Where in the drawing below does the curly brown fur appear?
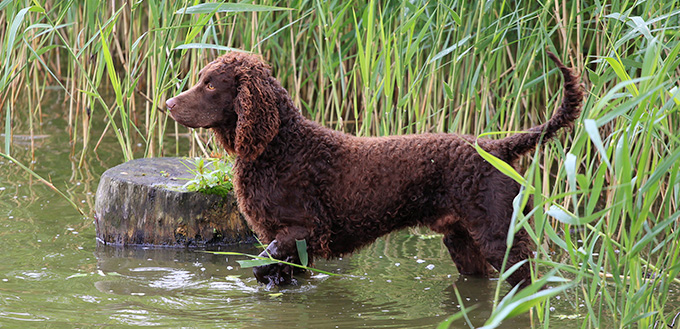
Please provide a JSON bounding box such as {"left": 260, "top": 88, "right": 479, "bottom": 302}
{"left": 167, "top": 51, "right": 585, "bottom": 289}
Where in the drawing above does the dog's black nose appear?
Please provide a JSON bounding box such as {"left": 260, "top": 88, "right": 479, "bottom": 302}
{"left": 166, "top": 98, "right": 177, "bottom": 110}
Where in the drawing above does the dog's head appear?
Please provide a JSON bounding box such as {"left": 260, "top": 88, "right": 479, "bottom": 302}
{"left": 166, "top": 52, "right": 280, "bottom": 161}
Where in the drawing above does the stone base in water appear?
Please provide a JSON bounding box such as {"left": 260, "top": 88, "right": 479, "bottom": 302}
{"left": 94, "top": 157, "right": 255, "bottom": 247}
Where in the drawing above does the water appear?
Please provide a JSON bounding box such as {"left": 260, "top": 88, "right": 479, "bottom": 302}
{"left": 1, "top": 93, "right": 600, "bottom": 328}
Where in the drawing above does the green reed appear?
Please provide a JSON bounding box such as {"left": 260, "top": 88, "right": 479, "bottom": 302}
{"left": 1, "top": 0, "right": 679, "bottom": 327}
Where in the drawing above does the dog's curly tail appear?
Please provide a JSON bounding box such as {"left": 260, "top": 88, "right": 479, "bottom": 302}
{"left": 496, "top": 51, "right": 585, "bottom": 161}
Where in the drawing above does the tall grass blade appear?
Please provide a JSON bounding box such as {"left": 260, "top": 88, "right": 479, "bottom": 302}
{"left": 605, "top": 56, "right": 639, "bottom": 97}
{"left": 474, "top": 140, "right": 530, "bottom": 190}
{"left": 1, "top": 6, "right": 32, "bottom": 89}
{"left": 99, "top": 22, "right": 132, "bottom": 160}
{"left": 640, "top": 146, "right": 680, "bottom": 193}
{"left": 438, "top": 285, "right": 478, "bottom": 329}
{"left": 173, "top": 43, "right": 245, "bottom": 52}
{"left": 482, "top": 275, "right": 574, "bottom": 329}
{"left": 0, "top": 0, "right": 13, "bottom": 11}
{"left": 3, "top": 103, "right": 9, "bottom": 155}
{"left": 176, "top": 3, "right": 292, "bottom": 15}
{"left": 583, "top": 119, "right": 611, "bottom": 168}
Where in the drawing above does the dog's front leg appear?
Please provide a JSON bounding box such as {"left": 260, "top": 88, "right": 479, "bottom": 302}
{"left": 253, "top": 239, "right": 298, "bottom": 288}
{"left": 252, "top": 226, "right": 311, "bottom": 288}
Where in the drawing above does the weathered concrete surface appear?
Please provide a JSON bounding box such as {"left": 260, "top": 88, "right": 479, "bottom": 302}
{"left": 94, "top": 157, "right": 255, "bottom": 247}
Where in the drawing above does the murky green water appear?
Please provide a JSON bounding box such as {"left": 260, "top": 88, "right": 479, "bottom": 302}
{"left": 1, "top": 93, "right": 612, "bottom": 328}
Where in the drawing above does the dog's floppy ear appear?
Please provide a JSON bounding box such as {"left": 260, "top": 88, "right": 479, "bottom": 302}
{"left": 233, "top": 64, "right": 280, "bottom": 161}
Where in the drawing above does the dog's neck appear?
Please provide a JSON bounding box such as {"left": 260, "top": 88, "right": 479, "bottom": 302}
{"left": 212, "top": 124, "right": 237, "bottom": 155}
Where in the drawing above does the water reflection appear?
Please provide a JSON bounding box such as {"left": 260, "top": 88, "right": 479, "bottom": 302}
{"left": 92, "top": 240, "right": 510, "bottom": 328}
{"left": 93, "top": 244, "right": 260, "bottom": 295}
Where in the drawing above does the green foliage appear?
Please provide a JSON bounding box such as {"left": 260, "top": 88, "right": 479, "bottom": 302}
{"left": 181, "top": 157, "right": 233, "bottom": 197}
{"left": 1, "top": 0, "right": 680, "bottom": 327}
{"left": 481, "top": 272, "right": 574, "bottom": 329}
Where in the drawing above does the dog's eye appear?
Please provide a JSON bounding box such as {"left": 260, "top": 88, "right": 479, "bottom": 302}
{"left": 206, "top": 82, "right": 215, "bottom": 90}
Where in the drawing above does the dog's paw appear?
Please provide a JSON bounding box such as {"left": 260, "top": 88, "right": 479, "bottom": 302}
{"left": 252, "top": 239, "right": 306, "bottom": 287}
{"left": 253, "top": 262, "right": 296, "bottom": 287}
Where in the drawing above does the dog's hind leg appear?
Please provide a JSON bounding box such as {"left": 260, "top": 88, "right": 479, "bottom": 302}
{"left": 479, "top": 227, "right": 533, "bottom": 288}
{"left": 431, "top": 216, "right": 493, "bottom": 277}
{"left": 442, "top": 223, "right": 494, "bottom": 277}
{"left": 457, "top": 171, "right": 535, "bottom": 288}
{"left": 470, "top": 203, "right": 534, "bottom": 288}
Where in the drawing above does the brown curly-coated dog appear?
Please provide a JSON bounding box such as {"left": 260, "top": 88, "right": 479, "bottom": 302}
{"left": 166, "top": 51, "right": 584, "bottom": 289}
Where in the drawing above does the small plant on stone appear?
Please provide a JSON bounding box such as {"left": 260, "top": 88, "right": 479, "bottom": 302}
{"left": 182, "top": 157, "right": 234, "bottom": 197}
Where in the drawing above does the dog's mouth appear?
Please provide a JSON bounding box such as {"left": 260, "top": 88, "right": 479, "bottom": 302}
{"left": 163, "top": 99, "right": 201, "bottom": 129}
